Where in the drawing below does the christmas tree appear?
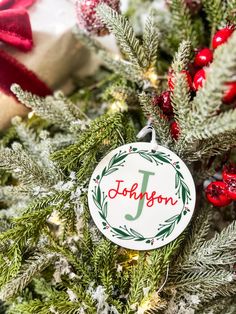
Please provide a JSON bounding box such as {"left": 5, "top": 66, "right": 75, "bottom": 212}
{"left": 0, "top": 0, "right": 236, "bottom": 313}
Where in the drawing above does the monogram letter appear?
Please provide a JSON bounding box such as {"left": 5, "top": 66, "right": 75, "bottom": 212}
{"left": 125, "top": 170, "right": 155, "bottom": 221}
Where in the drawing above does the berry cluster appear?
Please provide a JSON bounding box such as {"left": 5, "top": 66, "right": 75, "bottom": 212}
{"left": 152, "top": 25, "right": 235, "bottom": 141}
{"left": 205, "top": 163, "right": 236, "bottom": 207}
{"left": 193, "top": 26, "right": 236, "bottom": 104}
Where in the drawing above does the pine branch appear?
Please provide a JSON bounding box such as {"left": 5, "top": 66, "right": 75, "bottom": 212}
{"left": 33, "top": 278, "right": 58, "bottom": 300}
{"left": 143, "top": 13, "right": 160, "bottom": 70}
{"left": 97, "top": 4, "right": 147, "bottom": 70}
{"left": 52, "top": 113, "right": 124, "bottom": 175}
{"left": 0, "top": 143, "right": 55, "bottom": 188}
{"left": 11, "top": 85, "right": 88, "bottom": 133}
{"left": 13, "top": 117, "right": 76, "bottom": 156}
{"left": 139, "top": 93, "right": 172, "bottom": 146}
{"left": 189, "top": 31, "right": 236, "bottom": 125}
{"left": 0, "top": 186, "right": 28, "bottom": 205}
{"left": 171, "top": 72, "right": 191, "bottom": 140}
{"left": 178, "top": 206, "right": 212, "bottom": 268}
{"left": 194, "top": 156, "right": 224, "bottom": 183}
{"left": 7, "top": 300, "right": 48, "bottom": 314}
{"left": 137, "top": 237, "right": 184, "bottom": 313}
{"left": 226, "top": 0, "right": 236, "bottom": 24}
{"left": 184, "top": 109, "right": 236, "bottom": 160}
{"left": 138, "top": 294, "right": 167, "bottom": 314}
{"left": 169, "top": 42, "right": 192, "bottom": 151}
{"left": 187, "top": 221, "right": 236, "bottom": 266}
{"left": 7, "top": 299, "right": 86, "bottom": 314}
{"left": 168, "top": 268, "right": 234, "bottom": 294}
{"left": 48, "top": 237, "right": 93, "bottom": 286}
{"left": 0, "top": 253, "right": 58, "bottom": 301}
{"left": 0, "top": 126, "right": 17, "bottom": 147}
{"left": 171, "top": 40, "right": 192, "bottom": 72}
{"left": 198, "top": 295, "right": 236, "bottom": 314}
{"left": 124, "top": 254, "right": 146, "bottom": 314}
{"left": 11, "top": 118, "right": 63, "bottom": 180}
{"left": 186, "top": 108, "right": 236, "bottom": 141}
{"left": 11, "top": 117, "right": 39, "bottom": 154}
{"left": 146, "top": 238, "right": 184, "bottom": 293}
{"left": 73, "top": 28, "right": 142, "bottom": 83}
{"left": 124, "top": 117, "right": 137, "bottom": 143}
{"left": 186, "top": 131, "right": 236, "bottom": 161}
{"left": 0, "top": 207, "right": 53, "bottom": 249}
{"left": 149, "top": 8, "right": 179, "bottom": 57}
{"left": 0, "top": 245, "right": 22, "bottom": 289}
{"left": 202, "top": 0, "right": 226, "bottom": 33}
{"left": 100, "top": 268, "right": 113, "bottom": 296}
{"left": 92, "top": 239, "right": 116, "bottom": 275}
{"left": 169, "top": 0, "right": 198, "bottom": 46}
{"left": 24, "top": 191, "right": 69, "bottom": 215}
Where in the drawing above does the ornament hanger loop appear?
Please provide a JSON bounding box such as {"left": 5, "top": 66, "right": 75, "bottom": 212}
{"left": 137, "top": 118, "right": 158, "bottom": 150}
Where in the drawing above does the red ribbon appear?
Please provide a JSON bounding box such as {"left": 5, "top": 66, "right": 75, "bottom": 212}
{"left": 0, "top": 0, "right": 52, "bottom": 99}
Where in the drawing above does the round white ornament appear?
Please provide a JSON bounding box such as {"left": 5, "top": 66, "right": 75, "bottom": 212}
{"left": 88, "top": 142, "right": 196, "bottom": 250}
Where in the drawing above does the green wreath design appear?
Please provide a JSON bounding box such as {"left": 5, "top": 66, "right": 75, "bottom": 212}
{"left": 91, "top": 146, "right": 191, "bottom": 245}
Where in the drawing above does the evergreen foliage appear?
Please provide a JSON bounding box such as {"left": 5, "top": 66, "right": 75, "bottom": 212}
{"left": 0, "top": 0, "right": 236, "bottom": 313}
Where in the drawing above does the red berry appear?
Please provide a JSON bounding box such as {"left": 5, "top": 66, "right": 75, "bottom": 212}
{"left": 153, "top": 91, "right": 173, "bottom": 116}
{"left": 193, "top": 68, "right": 206, "bottom": 91}
{"left": 168, "top": 70, "right": 193, "bottom": 91}
{"left": 223, "top": 82, "right": 236, "bottom": 103}
{"left": 222, "top": 163, "right": 236, "bottom": 182}
{"left": 212, "top": 27, "right": 234, "bottom": 49}
{"left": 226, "top": 179, "right": 236, "bottom": 200}
{"left": 205, "top": 181, "right": 232, "bottom": 207}
{"left": 170, "top": 121, "right": 180, "bottom": 140}
{"left": 76, "top": 0, "right": 120, "bottom": 36}
{"left": 194, "top": 48, "right": 213, "bottom": 67}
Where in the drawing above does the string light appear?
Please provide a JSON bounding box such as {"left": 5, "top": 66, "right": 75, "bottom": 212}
{"left": 144, "top": 68, "right": 159, "bottom": 88}
{"left": 132, "top": 254, "right": 139, "bottom": 261}
{"left": 48, "top": 211, "right": 62, "bottom": 226}
{"left": 109, "top": 100, "right": 128, "bottom": 113}
{"left": 137, "top": 299, "right": 151, "bottom": 314}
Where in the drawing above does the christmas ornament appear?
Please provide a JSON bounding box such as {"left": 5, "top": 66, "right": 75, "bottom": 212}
{"left": 170, "top": 121, "right": 180, "bottom": 140}
{"left": 152, "top": 91, "right": 173, "bottom": 116}
{"left": 168, "top": 70, "right": 192, "bottom": 91}
{"left": 76, "top": 0, "right": 120, "bottom": 36}
{"left": 205, "top": 181, "right": 232, "bottom": 207}
{"left": 194, "top": 48, "right": 213, "bottom": 67}
{"left": 212, "top": 27, "right": 234, "bottom": 49}
{"left": 223, "top": 82, "right": 236, "bottom": 103}
{"left": 88, "top": 137, "right": 196, "bottom": 250}
{"left": 193, "top": 68, "right": 206, "bottom": 91}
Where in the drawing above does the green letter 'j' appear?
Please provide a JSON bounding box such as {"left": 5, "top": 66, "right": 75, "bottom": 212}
{"left": 125, "top": 170, "right": 155, "bottom": 221}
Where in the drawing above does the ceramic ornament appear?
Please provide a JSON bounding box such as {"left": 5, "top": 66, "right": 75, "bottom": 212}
{"left": 88, "top": 142, "right": 196, "bottom": 250}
